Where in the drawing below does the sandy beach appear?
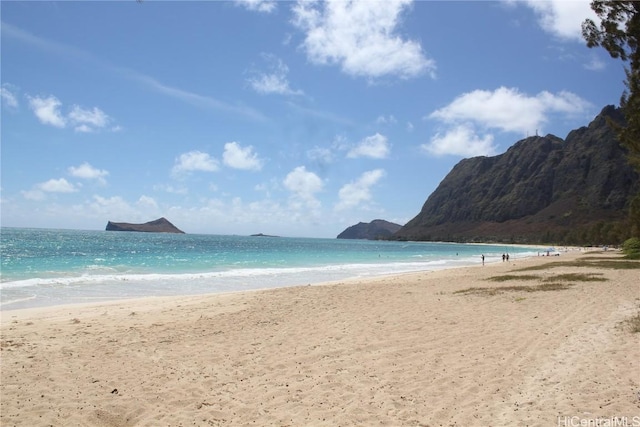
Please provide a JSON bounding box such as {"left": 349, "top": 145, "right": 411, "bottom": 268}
{"left": 1, "top": 250, "right": 639, "bottom": 426}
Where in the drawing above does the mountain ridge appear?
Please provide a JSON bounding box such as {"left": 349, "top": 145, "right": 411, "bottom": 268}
{"left": 392, "top": 105, "right": 639, "bottom": 245}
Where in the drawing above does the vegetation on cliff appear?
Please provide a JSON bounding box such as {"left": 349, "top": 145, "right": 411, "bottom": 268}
{"left": 583, "top": 0, "right": 640, "bottom": 237}
{"left": 392, "top": 106, "right": 639, "bottom": 245}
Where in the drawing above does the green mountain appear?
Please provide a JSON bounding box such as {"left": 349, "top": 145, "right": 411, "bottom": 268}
{"left": 393, "top": 106, "right": 639, "bottom": 245}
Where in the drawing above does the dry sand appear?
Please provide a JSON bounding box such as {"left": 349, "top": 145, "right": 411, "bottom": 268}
{"left": 1, "top": 250, "right": 639, "bottom": 426}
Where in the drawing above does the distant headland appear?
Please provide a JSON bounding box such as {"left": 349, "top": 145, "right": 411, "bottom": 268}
{"left": 105, "top": 217, "right": 185, "bottom": 234}
{"left": 337, "top": 219, "right": 402, "bottom": 240}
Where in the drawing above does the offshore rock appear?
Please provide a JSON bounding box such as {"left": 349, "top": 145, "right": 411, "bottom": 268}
{"left": 105, "top": 217, "right": 185, "bottom": 234}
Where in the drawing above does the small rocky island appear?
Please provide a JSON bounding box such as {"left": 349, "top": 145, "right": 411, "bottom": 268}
{"left": 337, "top": 219, "right": 402, "bottom": 240}
{"left": 105, "top": 217, "right": 185, "bottom": 234}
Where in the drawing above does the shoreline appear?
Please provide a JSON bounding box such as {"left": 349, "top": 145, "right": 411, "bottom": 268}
{"left": 3, "top": 249, "right": 637, "bottom": 425}
{"left": 0, "top": 243, "right": 566, "bottom": 312}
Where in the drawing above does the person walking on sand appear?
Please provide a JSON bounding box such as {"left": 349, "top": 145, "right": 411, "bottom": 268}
{"left": 481, "top": 254, "right": 485, "bottom": 266}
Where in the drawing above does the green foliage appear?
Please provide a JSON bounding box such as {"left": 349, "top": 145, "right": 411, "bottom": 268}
{"left": 583, "top": 1, "right": 640, "bottom": 239}
{"left": 623, "top": 237, "right": 640, "bottom": 251}
{"left": 622, "top": 237, "right": 640, "bottom": 258}
{"left": 630, "top": 194, "right": 640, "bottom": 237}
{"left": 582, "top": 2, "right": 638, "bottom": 61}
{"left": 549, "top": 219, "right": 634, "bottom": 246}
{"left": 582, "top": 2, "right": 640, "bottom": 157}
{"left": 582, "top": 0, "right": 640, "bottom": 237}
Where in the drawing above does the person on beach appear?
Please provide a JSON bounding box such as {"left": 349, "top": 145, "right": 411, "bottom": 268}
{"left": 502, "top": 253, "right": 506, "bottom": 262}
{"left": 481, "top": 254, "right": 485, "bottom": 265}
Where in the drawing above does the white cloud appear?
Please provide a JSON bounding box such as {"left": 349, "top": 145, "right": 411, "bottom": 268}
{"left": 137, "top": 195, "right": 158, "bottom": 209}
{"left": 513, "top": 0, "right": 597, "bottom": 41}
{"left": 153, "top": 184, "right": 189, "bottom": 195}
{"left": 163, "top": 196, "right": 325, "bottom": 236}
{"left": 1, "top": 84, "right": 18, "bottom": 108}
{"left": 422, "top": 124, "right": 497, "bottom": 157}
{"left": 331, "top": 134, "right": 350, "bottom": 151}
{"left": 291, "top": 0, "right": 435, "bottom": 80}
{"left": 584, "top": 55, "right": 605, "bottom": 71}
{"left": 68, "top": 162, "right": 109, "bottom": 184}
{"left": 39, "top": 178, "right": 78, "bottom": 193}
{"left": 307, "top": 146, "right": 334, "bottom": 164}
{"left": 248, "top": 55, "right": 303, "bottom": 96}
{"left": 68, "top": 105, "right": 110, "bottom": 132}
{"left": 376, "top": 115, "right": 397, "bottom": 125}
{"left": 87, "top": 195, "right": 137, "bottom": 219}
{"left": 27, "top": 95, "right": 66, "bottom": 128}
{"left": 406, "top": 121, "right": 415, "bottom": 132}
{"left": 21, "top": 189, "right": 46, "bottom": 201}
{"left": 429, "top": 86, "right": 591, "bottom": 135}
{"left": 424, "top": 86, "right": 592, "bottom": 156}
{"left": 424, "top": 86, "right": 591, "bottom": 156}
{"left": 172, "top": 151, "right": 220, "bottom": 177}
{"left": 129, "top": 69, "right": 266, "bottom": 122}
{"left": 285, "top": 100, "right": 355, "bottom": 126}
{"left": 26, "top": 94, "right": 116, "bottom": 132}
{"left": 283, "top": 166, "right": 324, "bottom": 207}
{"left": 2, "top": 21, "right": 96, "bottom": 64}
{"left": 74, "top": 124, "right": 93, "bottom": 133}
{"left": 335, "top": 169, "right": 386, "bottom": 211}
{"left": 235, "top": 0, "right": 277, "bottom": 13}
{"left": 4, "top": 21, "right": 265, "bottom": 123}
{"left": 347, "top": 133, "right": 391, "bottom": 159}
{"left": 223, "top": 141, "right": 264, "bottom": 171}
{"left": 23, "top": 177, "right": 79, "bottom": 199}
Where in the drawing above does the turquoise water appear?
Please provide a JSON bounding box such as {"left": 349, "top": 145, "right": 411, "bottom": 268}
{"left": 0, "top": 228, "right": 538, "bottom": 310}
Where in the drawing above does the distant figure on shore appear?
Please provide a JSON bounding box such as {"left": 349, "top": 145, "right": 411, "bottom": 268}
{"left": 502, "top": 253, "right": 506, "bottom": 262}
{"left": 506, "top": 253, "right": 509, "bottom": 261}
{"left": 481, "top": 254, "right": 485, "bottom": 266}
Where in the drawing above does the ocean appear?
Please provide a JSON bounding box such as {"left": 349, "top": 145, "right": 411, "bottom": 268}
{"left": 0, "top": 228, "right": 539, "bottom": 310}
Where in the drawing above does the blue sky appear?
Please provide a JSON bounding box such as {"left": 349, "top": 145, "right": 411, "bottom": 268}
{"left": 0, "top": 0, "right": 627, "bottom": 237}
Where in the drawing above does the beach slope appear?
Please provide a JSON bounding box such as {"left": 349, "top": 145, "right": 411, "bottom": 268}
{"left": 1, "top": 251, "right": 638, "bottom": 426}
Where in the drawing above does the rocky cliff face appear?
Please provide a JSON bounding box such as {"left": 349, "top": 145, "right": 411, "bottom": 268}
{"left": 393, "top": 106, "right": 639, "bottom": 244}
{"left": 337, "top": 219, "right": 402, "bottom": 240}
{"left": 106, "top": 217, "right": 185, "bottom": 234}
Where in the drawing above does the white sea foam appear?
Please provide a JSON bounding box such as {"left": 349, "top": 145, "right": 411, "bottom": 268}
{"left": 0, "top": 259, "right": 467, "bottom": 291}
{"left": 2, "top": 252, "right": 542, "bottom": 294}
{"left": 0, "top": 295, "right": 37, "bottom": 307}
{"left": 0, "top": 227, "right": 543, "bottom": 310}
